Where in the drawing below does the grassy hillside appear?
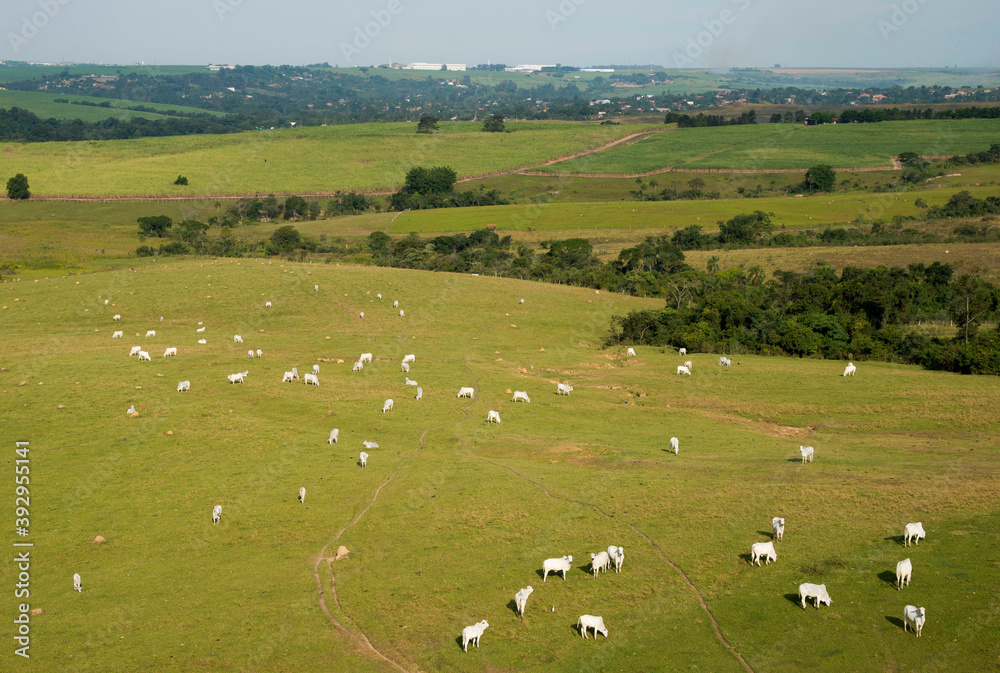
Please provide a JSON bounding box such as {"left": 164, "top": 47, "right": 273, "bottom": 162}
{"left": 0, "top": 90, "right": 225, "bottom": 121}
{"left": 540, "top": 119, "right": 1000, "bottom": 174}
{"left": 0, "top": 260, "right": 996, "bottom": 672}
{"left": 0, "top": 64, "right": 207, "bottom": 83}
{"left": 0, "top": 121, "right": 654, "bottom": 197}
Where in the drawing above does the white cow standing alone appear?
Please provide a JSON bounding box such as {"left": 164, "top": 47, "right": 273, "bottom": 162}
{"left": 679, "top": 348, "right": 687, "bottom": 356}
{"left": 145, "top": 330, "right": 156, "bottom": 338}
{"left": 177, "top": 381, "right": 190, "bottom": 392}
{"left": 772, "top": 517, "right": 785, "bottom": 542}
{"left": 74, "top": 573, "right": 81, "bottom": 592}
{"left": 512, "top": 391, "right": 530, "bottom": 403}
{"left": 415, "top": 387, "right": 423, "bottom": 401}
{"left": 514, "top": 586, "right": 533, "bottom": 618}
{"left": 162, "top": 347, "right": 178, "bottom": 358}
{"left": 399, "top": 309, "right": 405, "bottom": 317}
{"left": 798, "top": 583, "right": 832, "bottom": 609}
{"left": 487, "top": 410, "right": 501, "bottom": 424}
{"left": 461, "top": 620, "right": 489, "bottom": 652}
{"left": 843, "top": 362, "right": 857, "bottom": 377}
{"left": 903, "top": 605, "right": 926, "bottom": 637}
{"left": 359, "top": 452, "right": 368, "bottom": 468}
{"left": 556, "top": 383, "right": 573, "bottom": 395}
{"left": 382, "top": 399, "right": 393, "bottom": 413}
{"left": 299, "top": 487, "right": 306, "bottom": 503}
{"left": 800, "top": 445, "right": 814, "bottom": 463}
{"left": 904, "top": 522, "right": 926, "bottom": 547}
{"left": 212, "top": 505, "right": 222, "bottom": 525}
{"left": 578, "top": 615, "right": 608, "bottom": 639}
{"left": 457, "top": 387, "right": 475, "bottom": 399}
{"left": 626, "top": 347, "right": 636, "bottom": 357}
{"left": 233, "top": 335, "right": 243, "bottom": 344}
{"left": 896, "top": 558, "right": 913, "bottom": 590}
{"left": 113, "top": 314, "right": 121, "bottom": 321}
{"left": 112, "top": 330, "right": 123, "bottom": 339}
{"left": 751, "top": 541, "right": 777, "bottom": 566}
{"left": 669, "top": 437, "right": 679, "bottom": 454}
{"left": 542, "top": 556, "right": 573, "bottom": 582}
{"left": 328, "top": 429, "right": 339, "bottom": 444}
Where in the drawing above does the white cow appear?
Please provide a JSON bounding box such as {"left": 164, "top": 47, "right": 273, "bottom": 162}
{"left": 198, "top": 339, "right": 207, "bottom": 344}
{"left": 556, "top": 383, "right": 573, "bottom": 395}
{"left": 145, "top": 330, "right": 156, "bottom": 338}
{"left": 684, "top": 360, "right": 693, "bottom": 370}
{"left": 457, "top": 387, "right": 475, "bottom": 399}
{"left": 843, "top": 362, "right": 856, "bottom": 377}
{"left": 679, "top": 348, "right": 687, "bottom": 356}
{"left": 512, "top": 391, "right": 530, "bottom": 403}
{"left": 415, "top": 387, "right": 423, "bottom": 401}
{"left": 401, "top": 361, "right": 410, "bottom": 373}
{"left": 359, "top": 452, "right": 368, "bottom": 468}
{"left": 669, "top": 437, "right": 679, "bottom": 454}
{"left": 163, "top": 347, "right": 177, "bottom": 357}
{"left": 404, "top": 377, "right": 418, "bottom": 386}
{"left": 896, "top": 558, "right": 913, "bottom": 590}
{"left": 461, "top": 620, "right": 489, "bottom": 653}
{"left": 233, "top": 335, "right": 243, "bottom": 344}
{"left": 177, "top": 381, "right": 190, "bottom": 392}
{"left": 626, "top": 347, "right": 636, "bottom": 357}
{"left": 363, "top": 441, "right": 379, "bottom": 449}
{"left": 676, "top": 365, "right": 691, "bottom": 376}
{"left": 589, "top": 551, "right": 610, "bottom": 576}
{"left": 314, "top": 284, "right": 318, "bottom": 292}
{"left": 360, "top": 353, "right": 373, "bottom": 364}
{"left": 399, "top": 309, "right": 405, "bottom": 317}
{"left": 104, "top": 299, "right": 109, "bottom": 306}
{"left": 256, "top": 349, "right": 262, "bottom": 359}
{"left": 299, "top": 487, "right": 306, "bottom": 502}
{"left": 800, "top": 445, "right": 814, "bottom": 463}
{"left": 304, "top": 373, "right": 319, "bottom": 386}
{"left": 751, "top": 541, "right": 777, "bottom": 566}
{"left": 247, "top": 349, "right": 255, "bottom": 360}
{"left": 212, "top": 505, "right": 222, "bottom": 525}
{"left": 196, "top": 326, "right": 205, "bottom": 333}
{"left": 138, "top": 350, "right": 151, "bottom": 361}
{"left": 519, "top": 298, "right": 524, "bottom": 304}
{"left": 542, "top": 555, "right": 573, "bottom": 582}
{"left": 719, "top": 356, "right": 729, "bottom": 367}
{"left": 112, "top": 330, "right": 123, "bottom": 339}
{"left": 798, "top": 583, "right": 832, "bottom": 610}
{"left": 402, "top": 354, "right": 415, "bottom": 364}
{"left": 328, "top": 429, "right": 339, "bottom": 444}
{"left": 352, "top": 361, "right": 364, "bottom": 372}
{"left": 904, "top": 522, "right": 926, "bottom": 547}
{"left": 393, "top": 300, "right": 399, "bottom": 308}
{"left": 312, "top": 364, "right": 319, "bottom": 375}
{"left": 607, "top": 545, "right": 625, "bottom": 573}
{"left": 291, "top": 368, "right": 299, "bottom": 380}
{"left": 487, "top": 410, "right": 501, "bottom": 424}
{"left": 514, "top": 586, "right": 533, "bottom": 618}
{"left": 74, "top": 573, "right": 81, "bottom": 592}
{"left": 113, "top": 314, "right": 121, "bottom": 321}
{"left": 578, "top": 615, "right": 608, "bottom": 639}
{"left": 382, "top": 399, "right": 393, "bottom": 413}
{"left": 228, "top": 371, "right": 246, "bottom": 384}
{"left": 359, "top": 311, "right": 365, "bottom": 319}
{"left": 265, "top": 301, "right": 272, "bottom": 308}
{"left": 903, "top": 605, "right": 926, "bottom": 637}
{"left": 129, "top": 346, "right": 142, "bottom": 356}
{"left": 377, "top": 293, "right": 382, "bottom": 300}
{"left": 282, "top": 371, "right": 294, "bottom": 383}
{"left": 772, "top": 517, "right": 785, "bottom": 542}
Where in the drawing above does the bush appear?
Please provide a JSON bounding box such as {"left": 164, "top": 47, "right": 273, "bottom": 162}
{"left": 173, "top": 175, "right": 189, "bottom": 186}
{"left": 158, "top": 241, "right": 189, "bottom": 256}
{"left": 6, "top": 173, "right": 30, "bottom": 200}
{"left": 135, "top": 245, "right": 155, "bottom": 257}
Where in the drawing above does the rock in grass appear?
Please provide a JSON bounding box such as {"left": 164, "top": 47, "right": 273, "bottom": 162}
{"left": 93, "top": 536, "right": 106, "bottom": 544}
{"left": 336, "top": 546, "right": 350, "bottom": 561}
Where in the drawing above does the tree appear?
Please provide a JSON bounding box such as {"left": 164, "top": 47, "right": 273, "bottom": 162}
{"left": 137, "top": 215, "right": 173, "bottom": 238}
{"left": 950, "top": 274, "right": 999, "bottom": 344}
{"left": 173, "top": 175, "right": 189, "bottom": 185}
{"left": 403, "top": 166, "right": 457, "bottom": 194}
{"left": 482, "top": 114, "right": 506, "bottom": 133}
{"left": 6, "top": 173, "right": 29, "bottom": 200}
{"left": 769, "top": 113, "right": 783, "bottom": 123}
{"left": 803, "top": 165, "right": 836, "bottom": 192}
{"left": 270, "top": 225, "right": 302, "bottom": 253}
{"left": 416, "top": 116, "right": 439, "bottom": 134}
{"left": 717, "top": 211, "right": 775, "bottom": 245}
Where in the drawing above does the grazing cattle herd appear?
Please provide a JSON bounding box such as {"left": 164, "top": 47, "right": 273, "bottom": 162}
{"left": 93, "top": 293, "right": 932, "bottom": 661}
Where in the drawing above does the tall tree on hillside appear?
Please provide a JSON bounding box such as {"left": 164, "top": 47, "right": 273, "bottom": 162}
{"left": 6, "top": 173, "right": 30, "bottom": 200}
{"left": 803, "top": 165, "right": 836, "bottom": 192}
{"left": 416, "top": 115, "right": 439, "bottom": 134}
{"left": 482, "top": 114, "right": 506, "bottom": 132}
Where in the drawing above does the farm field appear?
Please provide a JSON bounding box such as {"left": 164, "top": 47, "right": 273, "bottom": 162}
{"left": 539, "top": 119, "right": 1000, "bottom": 174}
{"left": 0, "top": 260, "right": 997, "bottom": 672}
{"left": 0, "top": 122, "right": 655, "bottom": 197}
{"left": 0, "top": 64, "right": 207, "bottom": 83}
{"left": 0, "top": 90, "right": 226, "bottom": 121}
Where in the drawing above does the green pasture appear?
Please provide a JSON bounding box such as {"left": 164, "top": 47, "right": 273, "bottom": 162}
{"left": 0, "top": 260, "right": 996, "bottom": 672}
{"left": 0, "top": 90, "right": 226, "bottom": 121}
{"left": 0, "top": 64, "right": 207, "bottom": 83}
{"left": 540, "top": 119, "right": 1000, "bottom": 174}
{"left": 0, "top": 121, "right": 654, "bottom": 197}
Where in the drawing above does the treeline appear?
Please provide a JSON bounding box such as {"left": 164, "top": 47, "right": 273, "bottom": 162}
{"left": 388, "top": 166, "right": 508, "bottom": 211}
{"left": 608, "top": 264, "right": 1000, "bottom": 375}
{"left": 0, "top": 106, "right": 250, "bottom": 142}
{"left": 665, "top": 110, "right": 757, "bottom": 127}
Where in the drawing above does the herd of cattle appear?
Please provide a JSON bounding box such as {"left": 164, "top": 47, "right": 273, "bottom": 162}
{"left": 89, "top": 289, "right": 930, "bottom": 655}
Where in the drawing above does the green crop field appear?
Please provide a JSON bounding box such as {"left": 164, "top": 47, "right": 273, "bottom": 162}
{"left": 0, "top": 121, "right": 655, "bottom": 197}
{"left": 0, "top": 64, "right": 207, "bottom": 83}
{"left": 0, "top": 90, "right": 225, "bottom": 121}
{"left": 540, "top": 119, "right": 1000, "bottom": 174}
{"left": 0, "top": 260, "right": 996, "bottom": 672}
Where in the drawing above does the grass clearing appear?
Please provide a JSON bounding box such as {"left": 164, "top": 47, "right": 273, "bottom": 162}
{"left": 0, "top": 90, "right": 223, "bottom": 121}
{"left": 0, "top": 259, "right": 996, "bottom": 672}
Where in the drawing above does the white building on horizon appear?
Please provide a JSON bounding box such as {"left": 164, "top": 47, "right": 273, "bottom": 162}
{"left": 403, "top": 62, "right": 467, "bottom": 71}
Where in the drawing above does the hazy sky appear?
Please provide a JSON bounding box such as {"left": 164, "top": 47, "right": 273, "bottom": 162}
{"left": 4, "top": 0, "right": 998, "bottom": 69}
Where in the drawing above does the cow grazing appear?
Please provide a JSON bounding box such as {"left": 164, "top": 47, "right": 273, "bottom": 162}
{"left": 519, "top": 298, "right": 525, "bottom": 305}
{"left": 678, "top": 348, "right": 687, "bottom": 356}
{"left": 487, "top": 410, "right": 501, "bottom": 424}
{"left": 751, "top": 541, "right": 777, "bottom": 566}
{"left": 360, "top": 353, "right": 373, "bottom": 364}
{"left": 514, "top": 586, "right": 533, "bottom": 618}
{"left": 282, "top": 372, "right": 294, "bottom": 383}
{"left": 904, "top": 522, "right": 926, "bottom": 547}
{"left": 138, "top": 350, "right": 151, "bottom": 361}
{"left": 669, "top": 437, "right": 679, "bottom": 454}
{"left": 291, "top": 368, "right": 299, "bottom": 380}
{"left": 256, "top": 349, "right": 262, "bottom": 359}
{"left": 352, "top": 361, "right": 363, "bottom": 372}
{"left": 843, "top": 362, "right": 856, "bottom": 377}
{"left": 401, "top": 361, "right": 410, "bottom": 373}
{"left": 112, "top": 330, "right": 123, "bottom": 339}
{"left": 328, "top": 429, "right": 339, "bottom": 444}
{"left": 145, "top": 330, "right": 156, "bottom": 338}
{"left": 556, "top": 383, "right": 573, "bottom": 395}
{"left": 626, "top": 347, "right": 636, "bottom": 357}
{"left": 512, "top": 391, "right": 530, "bottom": 403}
{"left": 212, "top": 505, "right": 222, "bottom": 525}
{"left": 233, "top": 335, "right": 243, "bottom": 344}
{"left": 247, "top": 349, "right": 255, "bottom": 360}
{"left": 684, "top": 360, "right": 693, "bottom": 370}
{"left": 676, "top": 365, "right": 691, "bottom": 375}
{"left": 377, "top": 293, "right": 382, "bottom": 300}
{"left": 304, "top": 373, "right": 319, "bottom": 386}
{"left": 461, "top": 620, "right": 489, "bottom": 652}
{"left": 312, "top": 364, "right": 319, "bottom": 375}
{"left": 896, "top": 558, "right": 913, "bottom": 590}
{"left": 104, "top": 299, "right": 109, "bottom": 306}
{"left": 399, "top": 309, "right": 405, "bottom": 317}
{"left": 457, "top": 387, "right": 475, "bottom": 399}
{"left": 798, "top": 583, "right": 832, "bottom": 609}
{"left": 903, "top": 605, "right": 926, "bottom": 637}
{"left": 607, "top": 546, "right": 625, "bottom": 573}
{"left": 113, "top": 314, "right": 121, "bottom": 321}
{"left": 129, "top": 346, "right": 142, "bottom": 356}
{"left": 177, "top": 381, "right": 190, "bottom": 392}
{"left": 589, "top": 551, "right": 610, "bottom": 576}
{"left": 265, "top": 301, "right": 271, "bottom": 308}
{"left": 800, "top": 445, "right": 814, "bottom": 463}
{"left": 772, "top": 517, "right": 785, "bottom": 542}
{"left": 382, "top": 399, "right": 393, "bottom": 413}
{"left": 359, "top": 311, "right": 365, "bottom": 319}
{"left": 415, "top": 387, "right": 423, "bottom": 401}
{"left": 74, "top": 573, "right": 81, "bottom": 592}
{"left": 402, "top": 354, "right": 415, "bottom": 364}
{"left": 299, "top": 487, "right": 306, "bottom": 502}
{"left": 392, "top": 300, "right": 399, "bottom": 308}
{"left": 578, "top": 615, "right": 608, "bottom": 639}
{"left": 228, "top": 371, "right": 248, "bottom": 384}
{"left": 359, "top": 452, "right": 368, "bottom": 468}
{"left": 542, "top": 556, "right": 573, "bottom": 582}
{"left": 314, "top": 284, "right": 319, "bottom": 292}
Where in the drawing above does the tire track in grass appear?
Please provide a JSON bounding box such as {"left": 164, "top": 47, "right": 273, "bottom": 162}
{"left": 473, "top": 457, "right": 756, "bottom": 673}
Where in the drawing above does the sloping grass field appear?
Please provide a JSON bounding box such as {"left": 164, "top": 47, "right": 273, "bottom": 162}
{"left": 0, "top": 260, "right": 997, "bottom": 672}
{"left": 0, "top": 90, "right": 224, "bottom": 122}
